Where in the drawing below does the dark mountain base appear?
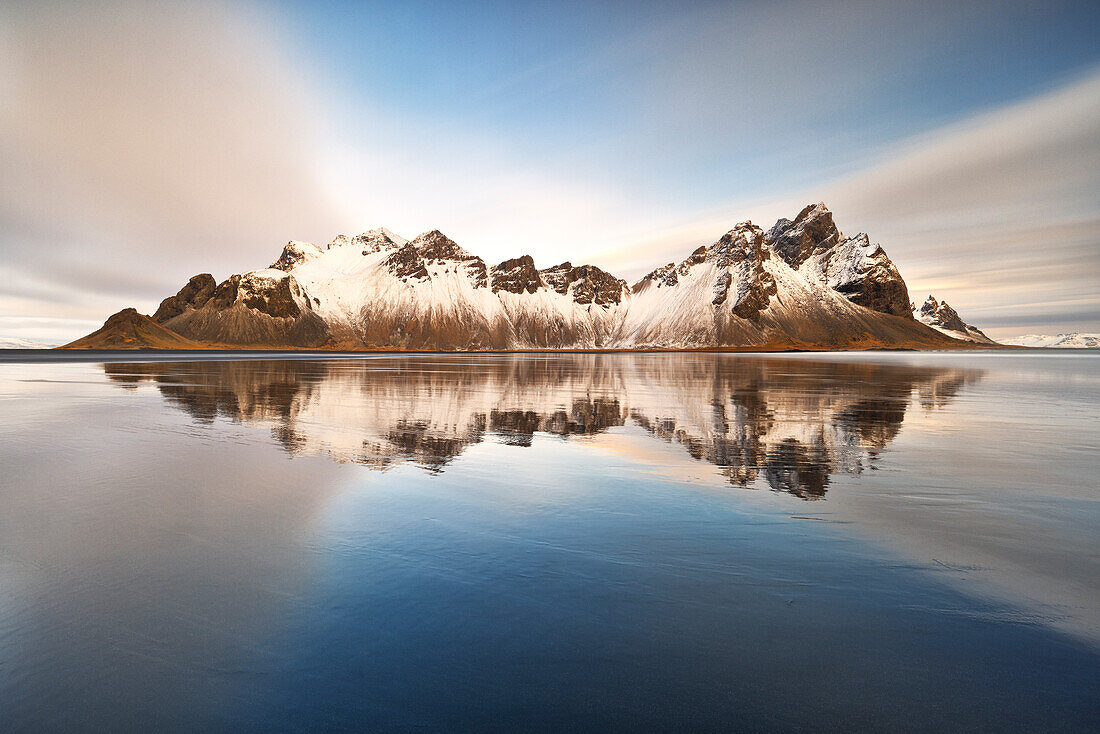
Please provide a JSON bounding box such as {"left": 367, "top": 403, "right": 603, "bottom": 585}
{"left": 62, "top": 309, "right": 209, "bottom": 350}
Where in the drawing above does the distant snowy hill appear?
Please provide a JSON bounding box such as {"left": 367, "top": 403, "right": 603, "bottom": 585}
{"left": 913, "top": 296, "right": 997, "bottom": 345}
{"left": 1000, "top": 333, "right": 1100, "bottom": 348}
{"left": 65, "top": 203, "right": 984, "bottom": 351}
{"left": 0, "top": 337, "right": 54, "bottom": 349}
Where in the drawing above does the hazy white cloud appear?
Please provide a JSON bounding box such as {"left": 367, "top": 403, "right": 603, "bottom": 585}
{"left": 0, "top": 0, "right": 350, "bottom": 324}
{"left": 0, "top": 0, "right": 1096, "bottom": 342}
{"left": 802, "top": 69, "right": 1100, "bottom": 337}
{"left": 0, "top": 0, "right": 668, "bottom": 338}
{"left": 602, "top": 68, "right": 1100, "bottom": 336}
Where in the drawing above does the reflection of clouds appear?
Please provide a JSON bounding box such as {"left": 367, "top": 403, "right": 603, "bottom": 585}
{"left": 0, "top": 382, "right": 350, "bottom": 731}
{"left": 104, "top": 355, "right": 982, "bottom": 500}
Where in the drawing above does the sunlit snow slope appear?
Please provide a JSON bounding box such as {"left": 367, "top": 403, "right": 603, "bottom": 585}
{"left": 69, "top": 204, "right": 981, "bottom": 350}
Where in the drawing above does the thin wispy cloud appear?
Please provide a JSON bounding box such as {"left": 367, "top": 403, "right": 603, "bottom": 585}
{"left": 0, "top": 0, "right": 1096, "bottom": 341}
{"left": 608, "top": 68, "right": 1100, "bottom": 336}
{"left": 0, "top": 1, "right": 347, "bottom": 338}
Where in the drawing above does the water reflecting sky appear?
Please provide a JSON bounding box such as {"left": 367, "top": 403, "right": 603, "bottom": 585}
{"left": 0, "top": 352, "right": 1097, "bottom": 731}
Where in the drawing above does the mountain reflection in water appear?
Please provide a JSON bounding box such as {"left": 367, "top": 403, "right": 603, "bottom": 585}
{"left": 103, "top": 355, "right": 982, "bottom": 499}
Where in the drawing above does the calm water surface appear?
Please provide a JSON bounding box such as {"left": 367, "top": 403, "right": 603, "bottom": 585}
{"left": 0, "top": 351, "right": 1097, "bottom": 731}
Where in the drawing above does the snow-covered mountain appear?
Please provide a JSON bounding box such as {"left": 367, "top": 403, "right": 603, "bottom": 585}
{"left": 765, "top": 202, "right": 912, "bottom": 318}
{"left": 1000, "top": 333, "right": 1100, "bottom": 348}
{"left": 0, "top": 337, "right": 55, "bottom": 349}
{"left": 67, "top": 203, "right": 985, "bottom": 350}
{"left": 914, "top": 295, "right": 997, "bottom": 344}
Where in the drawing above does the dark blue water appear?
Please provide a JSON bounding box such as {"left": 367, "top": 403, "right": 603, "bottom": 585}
{"left": 0, "top": 352, "right": 1097, "bottom": 731}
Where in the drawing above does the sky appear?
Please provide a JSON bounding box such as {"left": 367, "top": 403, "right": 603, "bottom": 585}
{"left": 1, "top": 0, "right": 1098, "bottom": 342}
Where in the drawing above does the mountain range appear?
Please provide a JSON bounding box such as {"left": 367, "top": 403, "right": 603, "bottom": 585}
{"left": 63, "top": 203, "right": 997, "bottom": 351}
{"left": 0, "top": 337, "right": 56, "bottom": 349}
{"left": 1000, "top": 333, "right": 1100, "bottom": 348}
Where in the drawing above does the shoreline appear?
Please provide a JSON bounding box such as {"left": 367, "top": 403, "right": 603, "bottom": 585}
{"left": 0, "top": 343, "right": 1048, "bottom": 364}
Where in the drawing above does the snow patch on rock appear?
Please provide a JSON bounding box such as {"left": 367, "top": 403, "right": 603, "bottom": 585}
{"left": 914, "top": 295, "right": 997, "bottom": 344}
{"left": 1000, "top": 333, "right": 1100, "bottom": 348}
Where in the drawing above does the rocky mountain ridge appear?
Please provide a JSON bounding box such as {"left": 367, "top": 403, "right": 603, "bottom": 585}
{"left": 914, "top": 295, "right": 997, "bottom": 345}
{"left": 65, "top": 203, "right": 992, "bottom": 350}
{"left": 765, "top": 203, "right": 912, "bottom": 318}
{"left": 1000, "top": 333, "right": 1100, "bottom": 348}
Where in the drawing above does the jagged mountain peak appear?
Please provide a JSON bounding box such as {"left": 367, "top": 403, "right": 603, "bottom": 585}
{"left": 915, "top": 294, "right": 995, "bottom": 344}
{"left": 565, "top": 265, "right": 629, "bottom": 306}
{"left": 271, "top": 240, "right": 324, "bottom": 271}
{"left": 634, "top": 223, "right": 768, "bottom": 294}
{"left": 362, "top": 230, "right": 487, "bottom": 287}
{"left": 799, "top": 201, "right": 832, "bottom": 219}
{"left": 409, "top": 229, "right": 474, "bottom": 261}
{"left": 729, "top": 220, "right": 764, "bottom": 236}
{"left": 347, "top": 228, "right": 408, "bottom": 254}
{"left": 540, "top": 262, "right": 576, "bottom": 294}
{"left": 766, "top": 202, "right": 840, "bottom": 269}
{"left": 539, "top": 262, "right": 627, "bottom": 306}
{"left": 491, "top": 255, "right": 544, "bottom": 294}
{"left": 67, "top": 204, "right": 979, "bottom": 351}
{"left": 919, "top": 295, "right": 966, "bottom": 332}
{"left": 208, "top": 269, "right": 317, "bottom": 318}
{"left": 152, "top": 273, "right": 216, "bottom": 323}
{"left": 764, "top": 203, "right": 911, "bottom": 319}
{"left": 710, "top": 222, "right": 768, "bottom": 263}
{"left": 710, "top": 223, "right": 775, "bottom": 318}
{"left": 371, "top": 227, "right": 408, "bottom": 245}
{"left": 633, "top": 261, "right": 678, "bottom": 292}
{"left": 152, "top": 267, "right": 331, "bottom": 348}
{"left": 920, "top": 294, "right": 943, "bottom": 313}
